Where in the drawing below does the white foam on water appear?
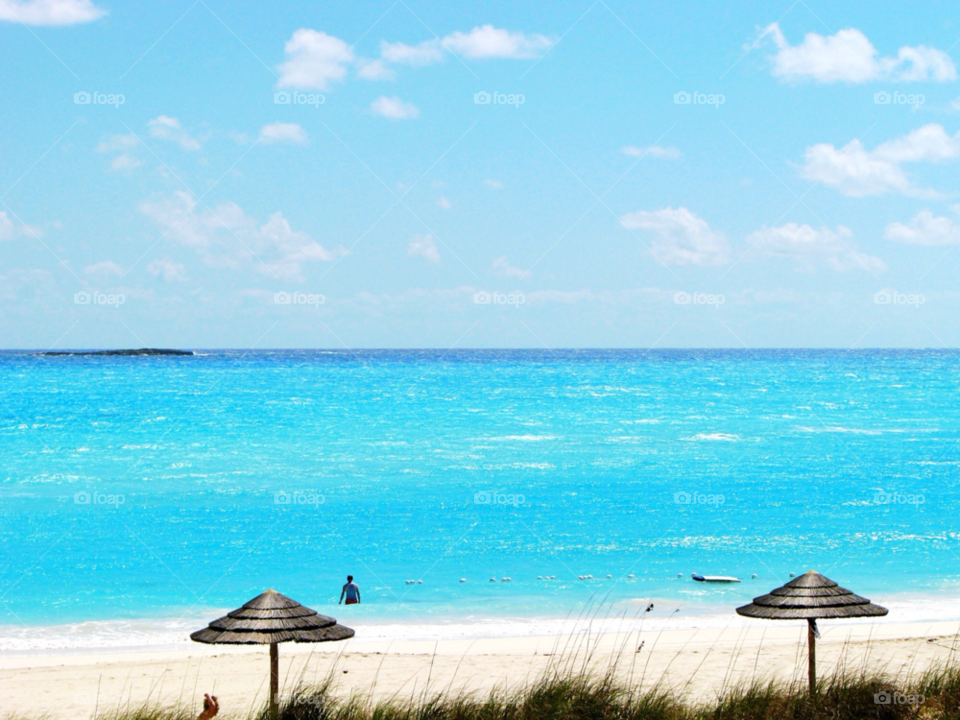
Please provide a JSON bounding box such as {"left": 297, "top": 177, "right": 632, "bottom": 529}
{"left": 687, "top": 433, "right": 740, "bottom": 442}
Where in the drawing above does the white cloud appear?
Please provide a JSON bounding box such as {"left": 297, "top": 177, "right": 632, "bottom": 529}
{"left": 621, "top": 145, "right": 681, "bottom": 159}
{"left": 441, "top": 25, "right": 553, "bottom": 59}
{"left": 759, "top": 23, "right": 956, "bottom": 83}
{"left": 278, "top": 29, "right": 353, "bottom": 90}
{"left": 380, "top": 26, "right": 553, "bottom": 67}
{"left": 436, "top": 197, "right": 451, "bottom": 209}
{"left": 356, "top": 58, "right": 394, "bottom": 80}
{"left": 885, "top": 206, "right": 960, "bottom": 245}
{"left": 484, "top": 179, "right": 503, "bottom": 189}
{"left": 111, "top": 153, "right": 140, "bottom": 170}
{"left": 492, "top": 256, "right": 531, "bottom": 280}
{"left": 0, "top": 267, "right": 54, "bottom": 300}
{"left": 371, "top": 95, "right": 419, "bottom": 120}
{"left": 83, "top": 260, "right": 123, "bottom": 276}
{"left": 97, "top": 134, "right": 141, "bottom": 170}
{"left": 0, "top": 210, "right": 41, "bottom": 240}
{"left": 277, "top": 26, "right": 550, "bottom": 92}
{"left": 747, "top": 223, "right": 885, "bottom": 272}
{"left": 620, "top": 207, "right": 730, "bottom": 266}
{"left": 148, "top": 116, "right": 201, "bottom": 151}
{"left": 800, "top": 124, "right": 960, "bottom": 197}
{"left": 147, "top": 259, "right": 187, "bottom": 282}
{"left": 258, "top": 122, "right": 307, "bottom": 144}
{"left": 0, "top": 0, "right": 104, "bottom": 25}
{"left": 96, "top": 134, "right": 138, "bottom": 153}
{"left": 381, "top": 39, "right": 445, "bottom": 66}
{"left": 141, "top": 191, "right": 344, "bottom": 282}
{"left": 407, "top": 234, "right": 440, "bottom": 263}
{"left": 0, "top": 213, "right": 15, "bottom": 240}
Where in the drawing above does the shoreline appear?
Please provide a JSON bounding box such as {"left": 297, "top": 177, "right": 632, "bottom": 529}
{"left": 3, "top": 620, "right": 959, "bottom": 718}
{"left": 4, "top": 592, "right": 960, "bottom": 656}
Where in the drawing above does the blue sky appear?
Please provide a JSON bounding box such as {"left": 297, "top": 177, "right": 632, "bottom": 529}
{"left": 2, "top": 0, "right": 960, "bottom": 348}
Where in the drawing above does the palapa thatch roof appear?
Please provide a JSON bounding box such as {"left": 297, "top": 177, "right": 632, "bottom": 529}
{"left": 190, "top": 589, "right": 355, "bottom": 645}
{"left": 736, "top": 570, "right": 888, "bottom": 620}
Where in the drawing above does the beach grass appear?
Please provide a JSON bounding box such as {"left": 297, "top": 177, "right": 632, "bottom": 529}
{"left": 250, "top": 663, "right": 956, "bottom": 719}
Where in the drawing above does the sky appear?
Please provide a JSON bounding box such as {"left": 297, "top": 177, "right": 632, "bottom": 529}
{"left": 2, "top": 0, "right": 960, "bottom": 349}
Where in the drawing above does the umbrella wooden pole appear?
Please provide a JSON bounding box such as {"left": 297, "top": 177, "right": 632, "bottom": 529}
{"left": 270, "top": 642, "right": 279, "bottom": 717}
{"left": 807, "top": 619, "right": 816, "bottom": 694}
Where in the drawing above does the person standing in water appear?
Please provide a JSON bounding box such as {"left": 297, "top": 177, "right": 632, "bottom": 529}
{"left": 339, "top": 575, "right": 361, "bottom": 605}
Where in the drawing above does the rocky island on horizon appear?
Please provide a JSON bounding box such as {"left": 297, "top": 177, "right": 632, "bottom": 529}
{"left": 41, "top": 348, "right": 194, "bottom": 357}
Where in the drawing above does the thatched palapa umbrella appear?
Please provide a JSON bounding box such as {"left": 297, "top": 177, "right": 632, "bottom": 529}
{"left": 736, "top": 570, "right": 887, "bottom": 693}
{"left": 191, "top": 590, "right": 354, "bottom": 715}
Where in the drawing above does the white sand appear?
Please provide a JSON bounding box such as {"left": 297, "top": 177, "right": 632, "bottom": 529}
{"left": 2, "top": 620, "right": 958, "bottom": 719}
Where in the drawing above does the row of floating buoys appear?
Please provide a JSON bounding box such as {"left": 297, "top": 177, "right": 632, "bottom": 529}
{"left": 419, "top": 572, "right": 772, "bottom": 585}
{"left": 679, "top": 572, "right": 762, "bottom": 579}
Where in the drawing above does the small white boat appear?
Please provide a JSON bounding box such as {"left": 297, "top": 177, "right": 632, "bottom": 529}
{"left": 692, "top": 573, "right": 740, "bottom": 583}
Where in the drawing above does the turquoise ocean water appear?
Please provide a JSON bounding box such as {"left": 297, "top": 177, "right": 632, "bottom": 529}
{"left": 1, "top": 350, "right": 958, "bottom": 650}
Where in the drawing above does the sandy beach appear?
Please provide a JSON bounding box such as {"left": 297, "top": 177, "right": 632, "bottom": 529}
{"left": 3, "top": 619, "right": 958, "bottom": 719}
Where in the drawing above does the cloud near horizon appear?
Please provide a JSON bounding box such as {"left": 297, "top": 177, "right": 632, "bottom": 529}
{"left": 141, "top": 192, "right": 344, "bottom": 282}
{"left": 620, "top": 207, "right": 730, "bottom": 266}
{"left": 258, "top": 122, "right": 307, "bottom": 144}
{"left": 885, "top": 206, "right": 960, "bottom": 245}
{"left": 0, "top": 210, "right": 41, "bottom": 241}
{"left": 621, "top": 145, "right": 681, "bottom": 159}
{"left": 148, "top": 116, "right": 201, "bottom": 151}
{"left": 278, "top": 25, "right": 553, "bottom": 90}
{"left": 758, "top": 23, "right": 956, "bottom": 83}
{"left": 800, "top": 124, "right": 960, "bottom": 197}
{"left": 407, "top": 234, "right": 440, "bottom": 263}
{"left": 0, "top": 0, "right": 104, "bottom": 25}
{"left": 371, "top": 96, "right": 419, "bottom": 120}
{"left": 746, "top": 223, "right": 885, "bottom": 273}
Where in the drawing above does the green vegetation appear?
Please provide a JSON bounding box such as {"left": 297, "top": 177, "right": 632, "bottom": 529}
{"left": 22, "top": 660, "right": 952, "bottom": 720}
